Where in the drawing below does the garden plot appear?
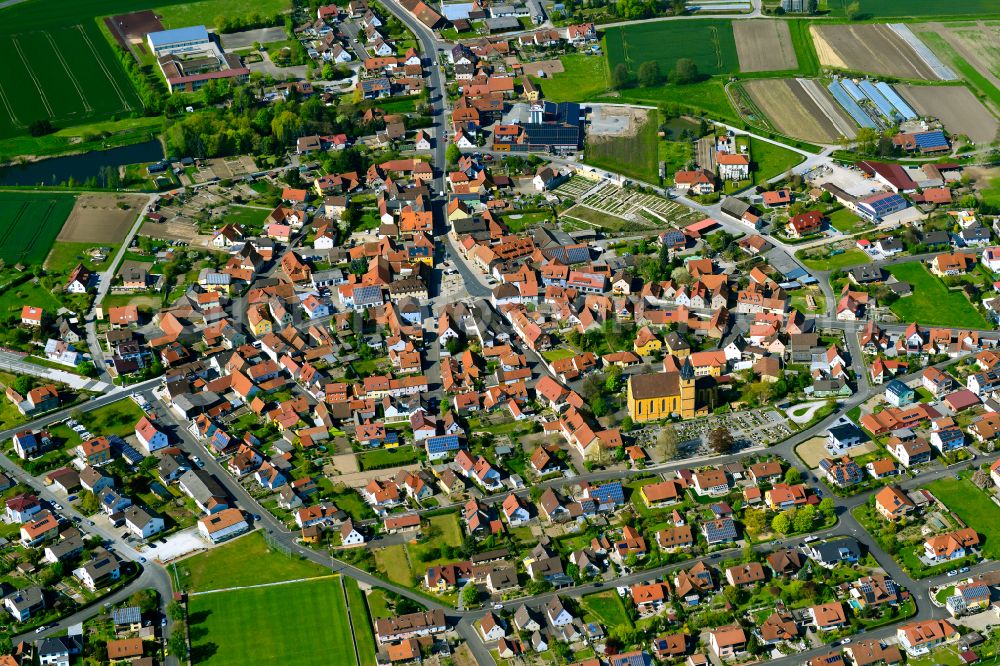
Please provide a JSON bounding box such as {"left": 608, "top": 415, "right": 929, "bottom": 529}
{"left": 563, "top": 183, "right": 701, "bottom": 232}
{"left": 553, "top": 175, "right": 599, "bottom": 199}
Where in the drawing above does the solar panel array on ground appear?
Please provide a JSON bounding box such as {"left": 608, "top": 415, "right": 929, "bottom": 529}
{"left": 828, "top": 79, "right": 877, "bottom": 128}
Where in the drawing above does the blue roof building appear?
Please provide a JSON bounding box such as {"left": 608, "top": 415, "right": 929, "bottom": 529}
{"left": 147, "top": 26, "right": 211, "bottom": 56}
{"left": 885, "top": 379, "right": 915, "bottom": 407}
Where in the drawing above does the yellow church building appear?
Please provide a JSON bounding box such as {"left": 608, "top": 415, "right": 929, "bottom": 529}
{"left": 627, "top": 359, "right": 716, "bottom": 422}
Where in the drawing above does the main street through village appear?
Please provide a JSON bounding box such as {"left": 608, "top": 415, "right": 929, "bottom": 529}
{"left": 3, "top": 1, "right": 997, "bottom": 664}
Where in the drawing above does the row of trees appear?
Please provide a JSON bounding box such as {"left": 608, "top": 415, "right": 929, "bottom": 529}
{"left": 611, "top": 58, "right": 701, "bottom": 91}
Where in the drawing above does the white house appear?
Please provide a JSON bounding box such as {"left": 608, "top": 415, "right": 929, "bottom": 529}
{"left": 198, "top": 508, "right": 250, "bottom": 543}
{"left": 135, "top": 416, "right": 168, "bottom": 453}
{"left": 123, "top": 506, "right": 164, "bottom": 539}
{"left": 415, "top": 130, "right": 432, "bottom": 150}
{"left": 340, "top": 520, "right": 366, "bottom": 546}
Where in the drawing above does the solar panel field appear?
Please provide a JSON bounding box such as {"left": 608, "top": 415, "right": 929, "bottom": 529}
{"left": 0, "top": 22, "right": 141, "bottom": 139}
{"left": 604, "top": 20, "right": 739, "bottom": 78}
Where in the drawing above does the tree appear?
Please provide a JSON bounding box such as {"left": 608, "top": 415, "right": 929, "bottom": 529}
{"left": 167, "top": 601, "right": 186, "bottom": 621}
{"left": 446, "top": 143, "right": 461, "bottom": 166}
{"left": 611, "top": 63, "right": 632, "bottom": 90}
{"left": 743, "top": 508, "right": 768, "bottom": 536}
{"left": 794, "top": 505, "right": 816, "bottom": 532}
{"left": 168, "top": 628, "right": 187, "bottom": 657}
{"left": 771, "top": 512, "right": 790, "bottom": 534}
{"left": 670, "top": 266, "right": 692, "bottom": 285}
{"left": 708, "top": 426, "right": 735, "bottom": 455}
{"left": 819, "top": 497, "right": 835, "bottom": 519}
{"left": 784, "top": 467, "right": 801, "bottom": 485}
{"left": 670, "top": 58, "right": 700, "bottom": 85}
{"left": 637, "top": 60, "right": 662, "bottom": 88}
{"left": 657, "top": 425, "right": 680, "bottom": 460}
{"left": 461, "top": 582, "right": 480, "bottom": 608}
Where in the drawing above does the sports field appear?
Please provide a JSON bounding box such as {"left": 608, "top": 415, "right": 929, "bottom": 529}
{"left": 175, "top": 531, "right": 329, "bottom": 592}
{"left": 604, "top": 20, "right": 739, "bottom": 77}
{"left": 0, "top": 192, "right": 75, "bottom": 265}
{"left": 0, "top": 22, "right": 141, "bottom": 139}
{"left": 188, "top": 577, "right": 358, "bottom": 666}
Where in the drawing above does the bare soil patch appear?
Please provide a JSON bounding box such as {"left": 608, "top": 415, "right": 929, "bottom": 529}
{"left": 743, "top": 78, "right": 852, "bottom": 143}
{"left": 521, "top": 59, "right": 565, "bottom": 77}
{"left": 57, "top": 193, "right": 146, "bottom": 243}
{"left": 111, "top": 10, "right": 164, "bottom": 41}
{"left": 734, "top": 21, "right": 798, "bottom": 72}
{"left": 588, "top": 105, "right": 649, "bottom": 137}
{"left": 897, "top": 84, "right": 1000, "bottom": 144}
{"left": 811, "top": 24, "right": 939, "bottom": 80}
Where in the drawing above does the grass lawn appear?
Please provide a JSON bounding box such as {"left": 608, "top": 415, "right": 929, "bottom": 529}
{"left": 585, "top": 108, "right": 659, "bottom": 183}
{"left": 175, "top": 531, "right": 329, "bottom": 593}
{"left": 218, "top": 205, "right": 269, "bottom": 233}
{"left": 344, "top": 578, "right": 377, "bottom": 666}
{"left": 188, "top": 577, "right": 355, "bottom": 666}
{"left": 542, "top": 348, "right": 576, "bottom": 362}
{"left": 581, "top": 590, "right": 633, "bottom": 629}
{"left": 827, "top": 207, "right": 863, "bottom": 233}
{"left": 365, "top": 588, "right": 392, "bottom": 619}
{"left": 0, "top": 116, "right": 163, "bottom": 163}
{"left": 531, "top": 53, "right": 609, "bottom": 102}
{"left": 427, "top": 513, "right": 463, "bottom": 547}
{"left": 156, "top": 0, "right": 289, "bottom": 28}
{"left": 45, "top": 241, "right": 116, "bottom": 273}
{"left": 925, "top": 477, "right": 1000, "bottom": 559}
{"left": 374, "top": 544, "right": 414, "bottom": 586}
{"left": 797, "top": 248, "right": 868, "bottom": 271}
{"left": 0, "top": 192, "right": 76, "bottom": 265}
{"left": 616, "top": 79, "right": 738, "bottom": 125}
{"left": 357, "top": 445, "right": 420, "bottom": 471}
{"left": 661, "top": 140, "right": 694, "bottom": 184}
{"left": 55, "top": 398, "right": 146, "bottom": 447}
{"left": 887, "top": 262, "right": 990, "bottom": 329}
{"left": 750, "top": 137, "right": 804, "bottom": 184}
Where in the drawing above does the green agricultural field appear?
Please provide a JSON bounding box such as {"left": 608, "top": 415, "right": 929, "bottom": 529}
{"left": 156, "top": 0, "right": 289, "bottom": 28}
{"left": 604, "top": 20, "right": 739, "bottom": 78}
{"left": 532, "top": 53, "right": 610, "bottom": 102}
{"left": 0, "top": 22, "right": 141, "bottom": 139}
{"left": 886, "top": 262, "right": 990, "bottom": 329}
{"left": 176, "top": 531, "right": 329, "bottom": 592}
{"left": 750, "top": 137, "right": 804, "bottom": 184}
{"left": 925, "top": 477, "right": 1000, "bottom": 559}
{"left": 0, "top": 192, "right": 75, "bottom": 265}
{"left": 828, "top": 0, "right": 1000, "bottom": 17}
{"left": 584, "top": 109, "right": 659, "bottom": 183}
{"left": 188, "top": 577, "right": 357, "bottom": 666}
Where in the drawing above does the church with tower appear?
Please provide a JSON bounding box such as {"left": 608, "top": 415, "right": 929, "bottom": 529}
{"left": 626, "top": 358, "right": 717, "bottom": 422}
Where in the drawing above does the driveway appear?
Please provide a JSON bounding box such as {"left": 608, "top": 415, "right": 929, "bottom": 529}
{"left": 140, "top": 527, "right": 211, "bottom": 563}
